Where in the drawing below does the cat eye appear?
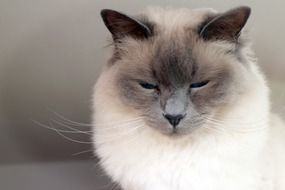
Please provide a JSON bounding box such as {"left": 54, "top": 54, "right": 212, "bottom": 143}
{"left": 139, "top": 82, "right": 159, "bottom": 90}
{"left": 190, "top": 80, "right": 209, "bottom": 88}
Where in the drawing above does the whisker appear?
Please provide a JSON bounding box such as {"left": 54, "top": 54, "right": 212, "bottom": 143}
{"left": 53, "top": 118, "right": 93, "bottom": 127}
{"left": 51, "top": 119, "right": 92, "bottom": 135}
{"left": 32, "top": 119, "right": 85, "bottom": 133}
{"left": 209, "top": 116, "right": 266, "bottom": 126}
{"left": 202, "top": 121, "right": 227, "bottom": 133}
{"left": 49, "top": 122, "right": 93, "bottom": 144}
{"left": 94, "top": 117, "right": 145, "bottom": 127}
{"left": 95, "top": 125, "right": 143, "bottom": 139}
{"left": 49, "top": 109, "right": 93, "bottom": 126}
{"left": 95, "top": 120, "right": 142, "bottom": 130}
{"left": 201, "top": 113, "right": 266, "bottom": 126}
{"left": 197, "top": 107, "right": 267, "bottom": 125}
{"left": 51, "top": 109, "right": 145, "bottom": 128}
{"left": 95, "top": 125, "right": 144, "bottom": 144}
{"left": 196, "top": 105, "right": 268, "bottom": 125}
{"left": 72, "top": 149, "right": 94, "bottom": 156}
{"left": 203, "top": 117, "right": 267, "bottom": 133}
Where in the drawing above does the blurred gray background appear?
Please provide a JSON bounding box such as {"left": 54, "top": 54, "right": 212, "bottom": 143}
{"left": 0, "top": 0, "right": 284, "bottom": 189}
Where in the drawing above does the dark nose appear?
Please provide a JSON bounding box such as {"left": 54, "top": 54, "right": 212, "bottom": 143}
{"left": 163, "top": 114, "right": 185, "bottom": 128}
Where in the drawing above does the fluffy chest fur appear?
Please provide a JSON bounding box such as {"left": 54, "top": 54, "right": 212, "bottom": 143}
{"left": 94, "top": 118, "right": 269, "bottom": 190}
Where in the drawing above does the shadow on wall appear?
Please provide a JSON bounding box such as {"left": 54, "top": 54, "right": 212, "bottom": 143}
{"left": 0, "top": 2, "right": 105, "bottom": 164}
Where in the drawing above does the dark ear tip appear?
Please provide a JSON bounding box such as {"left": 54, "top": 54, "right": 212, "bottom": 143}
{"left": 100, "top": 9, "right": 111, "bottom": 18}
{"left": 242, "top": 6, "right": 251, "bottom": 14}
{"left": 237, "top": 6, "right": 251, "bottom": 17}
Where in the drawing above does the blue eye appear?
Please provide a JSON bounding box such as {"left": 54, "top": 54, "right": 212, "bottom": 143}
{"left": 190, "top": 80, "right": 209, "bottom": 88}
{"left": 140, "top": 82, "right": 158, "bottom": 90}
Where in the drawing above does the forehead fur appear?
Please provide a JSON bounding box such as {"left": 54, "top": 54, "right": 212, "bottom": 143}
{"left": 142, "top": 7, "right": 217, "bottom": 33}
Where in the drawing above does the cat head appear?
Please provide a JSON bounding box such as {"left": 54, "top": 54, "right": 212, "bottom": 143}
{"left": 97, "top": 7, "right": 265, "bottom": 136}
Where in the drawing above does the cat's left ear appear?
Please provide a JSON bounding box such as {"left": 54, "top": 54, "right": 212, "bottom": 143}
{"left": 199, "top": 6, "right": 251, "bottom": 42}
{"left": 101, "top": 9, "right": 151, "bottom": 40}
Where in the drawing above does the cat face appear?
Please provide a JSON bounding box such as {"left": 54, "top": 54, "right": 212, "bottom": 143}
{"left": 100, "top": 7, "right": 252, "bottom": 135}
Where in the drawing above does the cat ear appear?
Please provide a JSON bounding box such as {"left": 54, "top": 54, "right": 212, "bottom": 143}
{"left": 100, "top": 9, "right": 151, "bottom": 40}
{"left": 199, "top": 6, "right": 251, "bottom": 42}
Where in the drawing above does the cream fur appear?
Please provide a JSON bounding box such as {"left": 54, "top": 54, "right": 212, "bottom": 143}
{"left": 93, "top": 7, "right": 285, "bottom": 190}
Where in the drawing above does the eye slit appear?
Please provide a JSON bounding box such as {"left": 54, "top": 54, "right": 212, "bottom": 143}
{"left": 190, "top": 80, "right": 209, "bottom": 88}
{"left": 139, "top": 82, "right": 159, "bottom": 90}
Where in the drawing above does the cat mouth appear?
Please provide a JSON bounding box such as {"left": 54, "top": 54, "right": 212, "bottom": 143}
{"left": 161, "top": 124, "right": 202, "bottom": 137}
{"left": 146, "top": 119, "right": 204, "bottom": 136}
{"left": 158, "top": 126, "right": 189, "bottom": 136}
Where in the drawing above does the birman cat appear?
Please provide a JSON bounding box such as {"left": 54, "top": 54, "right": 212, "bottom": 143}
{"left": 92, "top": 6, "right": 285, "bottom": 190}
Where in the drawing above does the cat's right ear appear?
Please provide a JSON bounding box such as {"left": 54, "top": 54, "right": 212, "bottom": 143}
{"left": 100, "top": 9, "right": 151, "bottom": 41}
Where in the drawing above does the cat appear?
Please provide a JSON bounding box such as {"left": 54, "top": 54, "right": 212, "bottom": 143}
{"left": 92, "top": 6, "right": 285, "bottom": 190}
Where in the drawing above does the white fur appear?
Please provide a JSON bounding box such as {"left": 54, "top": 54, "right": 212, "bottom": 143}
{"left": 93, "top": 8, "right": 285, "bottom": 190}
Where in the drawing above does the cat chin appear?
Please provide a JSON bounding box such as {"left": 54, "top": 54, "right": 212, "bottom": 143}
{"left": 150, "top": 125, "right": 202, "bottom": 137}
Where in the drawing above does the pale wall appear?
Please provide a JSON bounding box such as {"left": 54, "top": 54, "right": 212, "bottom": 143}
{"left": 0, "top": 0, "right": 284, "bottom": 164}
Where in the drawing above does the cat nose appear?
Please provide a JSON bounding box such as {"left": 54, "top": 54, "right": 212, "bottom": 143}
{"left": 163, "top": 114, "right": 185, "bottom": 128}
